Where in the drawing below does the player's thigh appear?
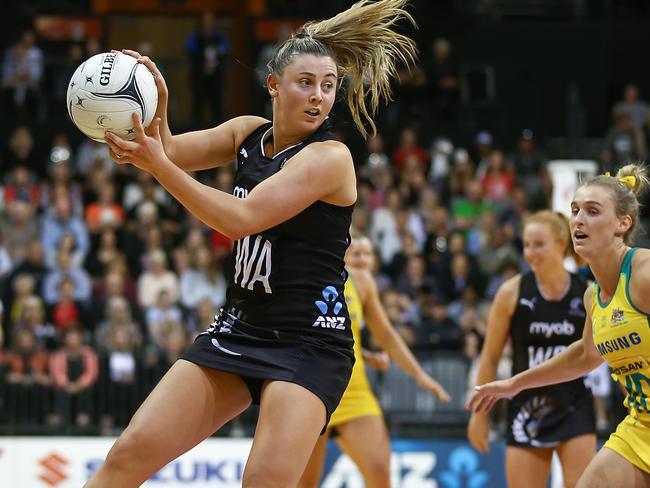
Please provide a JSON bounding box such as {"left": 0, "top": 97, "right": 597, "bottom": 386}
{"left": 506, "top": 446, "right": 553, "bottom": 488}
{"left": 297, "top": 429, "right": 331, "bottom": 488}
{"left": 555, "top": 434, "right": 597, "bottom": 488}
{"left": 576, "top": 447, "right": 650, "bottom": 488}
{"left": 243, "top": 380, "right": 327, "bottom": 488}
{"left": 336, "top": 415, "right": 391, "bottom": 479}
{"left": 109, "top": 360, "right": 252, "bottom": 470}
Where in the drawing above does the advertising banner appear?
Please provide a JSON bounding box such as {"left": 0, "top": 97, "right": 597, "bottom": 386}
{"left": 0, "top": 437, "right": 507, "bottom": 487}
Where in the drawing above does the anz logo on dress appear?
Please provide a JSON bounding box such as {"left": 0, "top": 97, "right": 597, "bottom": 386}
{"left": 232, "top": 185, "right": 272, "bottom": 294}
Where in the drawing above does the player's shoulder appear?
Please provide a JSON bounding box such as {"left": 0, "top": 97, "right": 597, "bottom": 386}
{"left": 498, "top": 273, "right": 522, "bottom": 297}
{"left": 631, "top": 247, "right": 650, "bottom": 269}
{"left": 300, "top": 141, "right": 354, "bottom": 185}
{"left": 231, "top": 115, "right": 270, "bottom": 147}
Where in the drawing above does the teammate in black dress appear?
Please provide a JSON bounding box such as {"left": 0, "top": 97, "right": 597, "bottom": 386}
{"left": 84, "top": 1, "right": 417, "bottom": 487}
{"left": 467, "top": 211, "right": 596, "bottom": 487}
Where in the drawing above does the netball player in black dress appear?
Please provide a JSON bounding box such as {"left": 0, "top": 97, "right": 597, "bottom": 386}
{"left": 467, "top": 211, "right": 596, "bottom": 487}
{"left": 86, "top": 1, "right": 417, "bottom": 487}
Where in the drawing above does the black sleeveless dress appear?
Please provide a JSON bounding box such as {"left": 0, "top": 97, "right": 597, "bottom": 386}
{"left": 181, "top": 119, "right": 355, "bottom": 425}
{"left": 506, "top": 272, "right": 595, "bottom": 446}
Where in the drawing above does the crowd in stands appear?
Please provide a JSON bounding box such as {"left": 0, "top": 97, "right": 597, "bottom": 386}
{"left": 1, "top": 20, "right": 647, "bottom": 435}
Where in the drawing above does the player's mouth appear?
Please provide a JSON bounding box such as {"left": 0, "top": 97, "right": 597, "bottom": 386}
{"left": 305, "top": 108, "right": 321, "bottom": 119}
{"left": 573, "top": 230, "right": 588, "bottom": 242}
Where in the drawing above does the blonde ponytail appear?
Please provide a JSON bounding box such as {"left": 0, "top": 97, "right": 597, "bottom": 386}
{"left": 267, "top": 0, "right": 417, "bottom": 138}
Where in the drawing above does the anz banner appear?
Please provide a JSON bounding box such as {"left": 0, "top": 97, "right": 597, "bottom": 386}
{"left": 0, "top": 437, "right": 506, "bottom": 487}
{"left": 322, "top": 440, "right": 505, "bottom": 488}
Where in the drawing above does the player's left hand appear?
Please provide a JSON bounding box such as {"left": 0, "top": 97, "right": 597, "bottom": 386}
{"left": 416, "top": 372, "right": 451, "bottom": 402}
{"left": 105, "top": 113, "right": 168, "bottom": 172}
{"left": 363, "top": 350, "right": 390, "bottom": 371}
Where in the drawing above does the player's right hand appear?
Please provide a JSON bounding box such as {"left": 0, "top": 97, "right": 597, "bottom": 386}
{"left": 465, "top": 378, "right": 519, "bottom": 413}
{"left": 467, "top": 412, "right": 491, "bottom": 453}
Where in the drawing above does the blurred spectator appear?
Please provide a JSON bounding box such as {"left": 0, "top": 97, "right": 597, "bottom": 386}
{"left": 1, "top": 29, "right": 43, "bottom": 124}
{"left": 13, "top": 295, "right": 57, "bottom": 351}
{"left": 98, "top": 326, "right": 140, "bottom": 430}
{"left": 476, "top": 221, "right": 520, "bottom": 278}
{"left": 425, "top": 38, "right": 459, "bottom": 118}
{"left": 411, "top": 293, "right": 463, "bottom": 351}
{"left": 395, "top": 254, "right": 436, "bottom": 299}
{"left": 48, "top": 328, "right": 99, "bottom": 427}
{"left": 612, "top": 83, "right": 649, "bottom": 130}
{"left": 185, "top": 11, "right": 230, "bottom": 127}
{"left": 392, "top": 127, "right": 428, "bottom": 175}
{"left": 473, "top": 130, "right": 494, "bottom": 176}
{"left": 3, "top": 328, "right": 50, "bottom": 424}
{"left": 95, "top": 296, "right": 143, "bottom": 353}
{"left": 179, "top": 245, "right": 227, "bottom": 310}
{"left": 451, "top": 180, "right": 493, "bottom": 232}
{"left": 48, "top": 276, "right": 92, "bottom": 333}
{"left": 3, "top": 241, "right": 47, "bottom": 319}
{"left": 137, "top": 250, "right": 179, "bottom": 309}
{"left": 84, "top": 180, "right": 125, "bottom": 234}
{"left": 41, "top": 248, "right": 92, "bottom": 306}
{"left": 40, "top": 159, "right": 84, "bottom": 218}
{"left": 442, "top": 252, "right": 484, "bottom": 301}
{"left": 428, "top": 137, "right": 454, "bottom": 186}
{"left": 40, "top": 194, "right": 90, "bottom": 267}
{"left": 510, "top": 129, "right": 549, "bottom": 208}
{"left": 3, "top": 163, "right": 39, "bottom": 208}
{"left": 602, "top": 112, "right": 647, "bottom": 169}
{"left": 386, "top": 231, "right": 420, "bottom": 281}
{"left": 370, "top": 189, "right": 402, "bottom": 265}
{"left": 0, "top": 199, "right": 38, "bottom": 265}
{"left": 480, "top": 150, "right": 515, "bottom": 204}
{"left": 509, "top": 129, "right": 546, "bottom": 178}
{"left": 6, "top": 273, "right": 38, "bottom": 328}
{"left": 84, "top": 228, "right": 126, "bottom": 284}
{"left": 186, "top": 297, "right": 217, "bottom": 336}
{"left": 447, "top": 148, "right": 475, "bottom": 199}
{"left": 53, "top": 231, "right": 85, "bottom": 269}
{"left": 92, "top": 268, "right": 139, "bottom": 325}
{"left": 145, "top": 290, "right": 183, "bottom": 346}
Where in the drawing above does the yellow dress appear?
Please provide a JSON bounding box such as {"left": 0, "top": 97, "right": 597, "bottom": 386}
{"left": 592, "top": 248, "right": 650, "bottom": 473}
{"left": 329, "top": 275, "right": 383, "bottom": 427}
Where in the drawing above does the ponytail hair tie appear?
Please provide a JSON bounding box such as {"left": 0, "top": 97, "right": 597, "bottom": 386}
{"left": 604, "top": 171, "right": 636, "bottom": 189}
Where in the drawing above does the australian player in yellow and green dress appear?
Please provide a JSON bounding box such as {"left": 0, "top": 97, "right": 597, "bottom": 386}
{"left": 467, "top": 164, "right": 650, "bottom": 487}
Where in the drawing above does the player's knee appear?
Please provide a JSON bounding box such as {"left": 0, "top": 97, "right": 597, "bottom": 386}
{"left": 364, "top": 458, "right": 391, "bottom": 486}
{"left": 103, "top": 426, "right": 148, "bottom": 473}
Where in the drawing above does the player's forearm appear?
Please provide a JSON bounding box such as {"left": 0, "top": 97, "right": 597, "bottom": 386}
{"left": 377, "top": 327, "right": 425, "bottom": 379}
{"left": 150, "top": 158, "right": 247, "bottom": 239}
{"left": 511, "top": 339, "right": 602, "bottom": 392}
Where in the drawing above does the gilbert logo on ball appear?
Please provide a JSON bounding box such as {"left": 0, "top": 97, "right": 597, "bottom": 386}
{"left": 66, "top": 51, "right": 158, "bottom": 143}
